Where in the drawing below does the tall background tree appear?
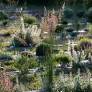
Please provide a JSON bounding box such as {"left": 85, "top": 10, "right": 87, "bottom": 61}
{"left": 0, "top": 0, "right": 92, "bottom": 7}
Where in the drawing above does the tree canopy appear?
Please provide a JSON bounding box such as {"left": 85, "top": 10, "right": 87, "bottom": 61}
{"left": 1, "top": 0, "right": 92, "bottom": 7}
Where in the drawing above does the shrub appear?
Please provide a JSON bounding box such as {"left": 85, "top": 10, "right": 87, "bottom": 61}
{"left": 66, "top": 28, "right": 74, "bottom": 33}
{"left": 2, "top": 20, "right": 8, "bottom": 26}
{"left": 74, "top": 45, "right": 80, "bottom": 51}
{"left": 36, "top": 43, "right": 52, "bottom": 57}
{"left": 55, "top": 55, "right": 71, "bottom": 64}
{"left": 24, "top": 14, "right": 37, "bottom": 25}
{"left": 61, "top": 19, "right": 68, "bottom": 25}
{"left": 15, "top": 56, "right": 38, "bottom": 73}
{"left": 55, "top": 25, "right": 64, "bottom": 33}
{"left": 79, "top": 38, "right": 92, "bottom": 50}
{"left": 74, "top": 38, "right": 92, "bottom": 51}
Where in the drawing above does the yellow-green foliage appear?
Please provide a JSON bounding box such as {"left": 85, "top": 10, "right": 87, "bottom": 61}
{"left": 55, "top": 54, "right": 73, "bottom": 64}
{"left": 79, "top": 37, "right": 92, "bottom": 44}
{"left": 23, "top": 14, "right": 37, "bottom": 25}
{"left": 24, "top": 75, "right": 42, "bottom": 90}
{"left": 87, "top": 24, "right": 92, "bottom": 34}
{"left": 79, "top": 38, "right": 92, "bottom": 49}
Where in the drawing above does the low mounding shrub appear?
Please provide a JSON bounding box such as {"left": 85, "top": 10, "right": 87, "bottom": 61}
{"left": 55, "top": 25, "right": 64, "bottom": 33}
{"left": 79, "top": 38, "right": 92, "bottom": 50}
{"left": 55, "top": 55, "right": 71, "bottom": 64}
{"left": 61, "top": 19, "right": 68, "bottom": 25}
{"left": 36, "top": 43, "right": 52, "bottom": 57}
{"left": 66, "top": 28, "right": 74, "bottom": 33}
{"left": 74, "top": 38, "right": 92, "bottom": 51}
{"left": 2, "top": 20, "right": 8, "bottom": 26}
{"left": 24, "top": 14, "right": 37, "bottom": 25}
{"left": 74, "top": 45, "right": 80, "bottom": 51}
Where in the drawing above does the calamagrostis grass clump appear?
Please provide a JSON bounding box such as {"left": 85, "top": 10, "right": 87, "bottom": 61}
{"left": 54, "top": 69, "right": 92, "bottom": 92}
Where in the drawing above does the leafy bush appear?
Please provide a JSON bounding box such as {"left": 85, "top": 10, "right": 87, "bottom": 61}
{"left": 36, "top": 43, "right": 52, "bottom": 57}
{"left": 79, "top": 38, "right": 92, "bottom": 50}
{"left": 66, "top": 28, "right": 74, "bottom": 33}
{"left": 2, "top": 20, "right": 8, "bottom": 26}
{"left": 55, "top": 25, "right": 64, "bottom": 33}
{"left": 61, "top": 19, "right": 68, "bottom": 25}
{"left": 55, "top": 54, "right": 72, "bottom": 65}
{"left": 15, "top": 56, "right": 38, "bottom": 74}
{"left": 74, "top": 38, "right": 92, "bottom": 52}
{"left": 24, "top": 14, "right": 37, "bottom": 25}
{"left": 74, "top": 45, "right": 80, "bottom": 51}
